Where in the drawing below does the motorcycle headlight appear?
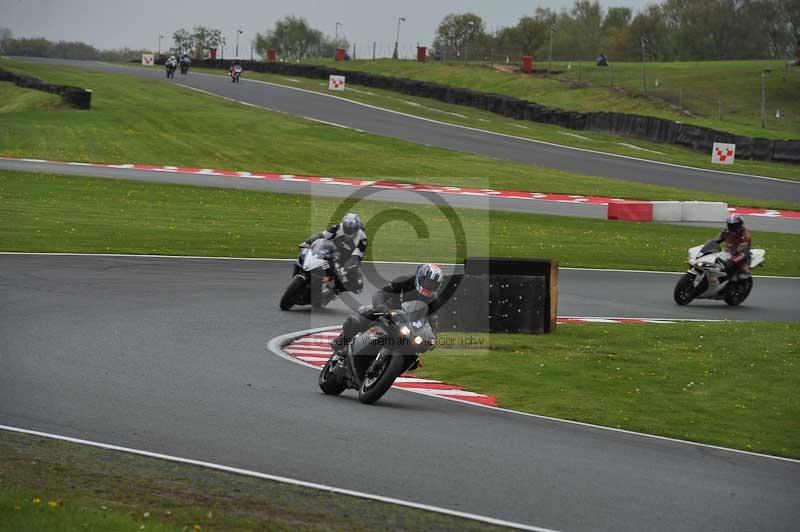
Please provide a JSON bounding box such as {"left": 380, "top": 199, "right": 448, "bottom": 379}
{"left": 400, "top": 326, "right": 411, "bottom": 336}
{"left": 414, "top": 336, "right": 423, "bottom": 345}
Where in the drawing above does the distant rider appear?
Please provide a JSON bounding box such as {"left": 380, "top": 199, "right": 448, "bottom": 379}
{"left": 165, "top": 55, "right": 178, "bottom": 77}
{"left": 229, "top": 60, "right": 242, "bottom": 78}
{"left": 329, "top": 263, "right": 444, "bottom": 358}
{"left": 180, "top": 54, "right": 191, "bottom": 71}
{"left": 714, "top": 214, "right": 752, "bottom": 278}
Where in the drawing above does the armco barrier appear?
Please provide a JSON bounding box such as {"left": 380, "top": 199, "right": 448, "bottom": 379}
{"left": 0, "top": 67, "right": 92, "bottom": 109}
{"left": 169, "top": 58, "right": 799, "bottom": 163}
{"left": 607, "top": 202, "right": 653, "bottom": 221}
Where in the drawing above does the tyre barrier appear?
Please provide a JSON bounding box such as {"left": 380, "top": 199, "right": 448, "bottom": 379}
{"left": 154, "top": 58, "right": 800, "bottom": 163}
{"left": 0, "top": 67, "right": 92, "bottom": 109}
{"left": 433, "top": 257, "right": 558, "bottom": 334}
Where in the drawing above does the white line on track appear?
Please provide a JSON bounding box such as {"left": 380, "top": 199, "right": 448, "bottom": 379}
{"left": 2, "top": 252, "right": 797, "bottom": 280}
{"left": 182, "top": 71, "right": 798, "bottom": 185}
{"left": 0, "top": 424, "right": 559, "bottom": 532}
{"left": 269, "top": 326, "right": 800, "bottom": 465}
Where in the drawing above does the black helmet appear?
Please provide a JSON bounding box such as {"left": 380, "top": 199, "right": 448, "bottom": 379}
{"left": 726, "top": 214, "right": 744, "bottom": 232}
{"left": 415, "top": 263, "right": 443, "bottom": 299}
{"left": 341, "top": 213, "right": 363, "bottom": 236}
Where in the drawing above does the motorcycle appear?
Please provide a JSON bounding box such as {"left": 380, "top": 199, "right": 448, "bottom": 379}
{"left": 279, "top": 238, "right": 363, "bottom": 311}
{"left": 318, "top": 300, "right": 436, "bottom": 405}
{"left": 230, "top": 64, "right": 242, "bottom": 83}
{"left": 673, "top": 240, "right": 765, "bottom": 306}
{"left": 180, "top": 59, "right": 190, "bottom": 75}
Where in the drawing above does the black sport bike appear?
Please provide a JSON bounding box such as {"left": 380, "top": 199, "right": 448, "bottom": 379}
{"left": 318, "top": 300, "right": 436, "bottom": 405}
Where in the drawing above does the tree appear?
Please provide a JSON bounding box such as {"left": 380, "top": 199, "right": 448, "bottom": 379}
{"left": 513, "top": 16, "right": 548, "bottom": 55}
{"left": 191, "top": 26, "right": 224, "bottom": 59}
{"left": 0, "top": 28, "right": 11, "bottom": 53}
{"left": 254, "top": 16, "right": 325, "bottom": 59}
{"left": 433, "top": 13, "right": 486, "bottom": 58}
{"left": 172, "top": 28, "right": 194, "bottom": 57}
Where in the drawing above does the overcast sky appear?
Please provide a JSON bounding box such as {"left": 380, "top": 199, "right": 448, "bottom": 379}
{"left": 3, "top": 0, "right": 650, "bottom": 56}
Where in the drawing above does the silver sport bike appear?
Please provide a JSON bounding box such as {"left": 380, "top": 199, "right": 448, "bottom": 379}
{"left": 673, "top": 240, "right": 765, "bottom": 306}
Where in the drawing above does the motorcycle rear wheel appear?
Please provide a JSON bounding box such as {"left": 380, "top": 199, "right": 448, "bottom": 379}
{"left": 279, "top": 276, "right": 306, "bottom": 311}
{"left": 358, "top": 353, "right": 406, "bottom": 405}
{"left": 673, "top": 273, "right": 697, "bottom": 306}
{"left": 724, "top": 277, "right": 753, "bottom": 306}
{"left": 318, "top": 358, "right": 346, "bottom": 395}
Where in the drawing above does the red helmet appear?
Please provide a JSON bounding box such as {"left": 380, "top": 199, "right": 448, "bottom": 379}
{"left": 726, "top": 214, "right": 744, "bottom": 232}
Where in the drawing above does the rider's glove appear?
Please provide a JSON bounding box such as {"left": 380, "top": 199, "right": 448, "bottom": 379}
{"left": 373, "top": 304, "right": 390, "bottom": 315}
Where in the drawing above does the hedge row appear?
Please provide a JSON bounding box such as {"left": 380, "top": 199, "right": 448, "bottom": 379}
{"left": 0, "top": 67, "right": 92, "bottom": 109}
{"left": 163, "top": 59, "right": 799, "bottom": 163}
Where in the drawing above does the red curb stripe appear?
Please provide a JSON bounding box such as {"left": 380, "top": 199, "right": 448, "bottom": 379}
{"left": 391, "top": 382, "right": 465, "bottom": 391}
{"left": 3, "top": 157, "right": 797, "bottom": 220}
{"left": 282, "top": 329, "right": 498, "bottom": 407}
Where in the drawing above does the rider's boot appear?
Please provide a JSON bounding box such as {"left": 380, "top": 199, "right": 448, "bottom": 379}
{"left": 329, "top": 334, "right": 350, "bottom": 375}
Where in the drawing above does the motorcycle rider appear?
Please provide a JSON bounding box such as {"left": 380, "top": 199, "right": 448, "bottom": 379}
{"left": 229, "top": 60, "right": 243, "bottom": 80}
{"left": 165, "top": 55, "right": 178, "bottom": 77}
{"left": 329, "top": 263, "right": 444, "bottom": 359}
{"left": 299, "top": 213, "right": 367, "bottom": 276}
{"left": 180, "top": 54, "right": 191, "bottom": 72}
{"left": 714, "top": 214, "right": 752, "bottom": 278}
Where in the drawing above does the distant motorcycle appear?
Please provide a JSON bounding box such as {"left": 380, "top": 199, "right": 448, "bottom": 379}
{"left": 673, "top": 240, "right": 765, "bottom": 306}
{"left": 230, "top": 64, "right": 242, "bottom": 83}
{"left": 318, "top": 300, "right": 436, "bottom": 404}
{"left": 279, "top": 238, "right": 362, "bottom": 311}
{"left": 165, "top": 60, "right": 177, "bottom": 79}
{"left": 180, "top": 58, "right": 190, "bottom": 75}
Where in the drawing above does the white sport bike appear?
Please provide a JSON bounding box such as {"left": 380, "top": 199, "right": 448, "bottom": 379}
{"left": 673, "top": 240, "right": 765, "bottom": 306}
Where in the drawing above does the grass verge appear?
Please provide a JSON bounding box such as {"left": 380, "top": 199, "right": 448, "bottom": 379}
{"left": 424, "top": 322, "right": 800, "bottom": 459}
{"left": 2, "top": 171, "right": 799, "bottom": 276}
{"left": 0, "top": 430, "right": 503, "bottom": 531}
{"left": 1, "top": 58, "right": 798, "bottom": 210}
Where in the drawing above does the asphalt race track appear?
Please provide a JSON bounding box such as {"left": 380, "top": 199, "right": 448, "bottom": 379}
{"left": 11, "top": 57, "right": 800, "bottom": 203}
{"left": 2, "top": 253, "right": 799, "bottom": 532}
{"left": 4, "top": 58, "right": 800, "bottom": 531}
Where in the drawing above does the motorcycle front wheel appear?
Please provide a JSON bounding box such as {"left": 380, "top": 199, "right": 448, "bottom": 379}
{"left": 358, "top": 353, "right": 406, "bottom": 405}
{"left": 318, "top": 358, "right": 346, "bottom": 395}
{"left": 280, "top": 276, "right": 306, "bottom": 311}
{"left": 673, "top": 273, "right": 697, "bottom": 305}
{"left": 724, "top": 277, "right": 753, "bottom": 306}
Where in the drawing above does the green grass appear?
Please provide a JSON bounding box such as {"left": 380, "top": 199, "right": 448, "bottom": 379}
{"left": 180, "top": 62, "right": 800, "bottom": 181}
{"left": 2, "top": 171, "right": 799, "bottom": 276}
{"left": 0, "top": 430, "right": 504, "bottom": 531}
{"left": 1, "top": 58, "right": 798, "bottom": 210}
{"left": 307, "top": 58, "right": 800, "bottom": 139}
{"left": 422, "top": 322, "right": 800, "bottom": 458}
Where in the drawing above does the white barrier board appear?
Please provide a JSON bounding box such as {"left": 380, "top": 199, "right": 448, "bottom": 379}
{"left": 141, "top": 54, "right": 154, "bottom": 66}
{"left": 651, "top": 201, "right": 682, "bottom": 222}
{"left": 682, "top": 201, "right": 729, "bottom": 222}
{"left": 328, "top": 75, "right": 346, "bottom": 91}
{"left": 711, "top": 142, "right": 736, "bottom": 165}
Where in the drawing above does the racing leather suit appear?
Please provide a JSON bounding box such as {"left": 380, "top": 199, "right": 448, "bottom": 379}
{"left": 714, "top": 228, "right": 752, "bottom": 273}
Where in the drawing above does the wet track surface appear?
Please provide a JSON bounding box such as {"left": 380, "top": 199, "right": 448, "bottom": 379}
{"left": 2, "top": 254, "right": 799, "bottom": 532}
{"left": 3, "top": 58, "right": 800, "bottom": 531}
